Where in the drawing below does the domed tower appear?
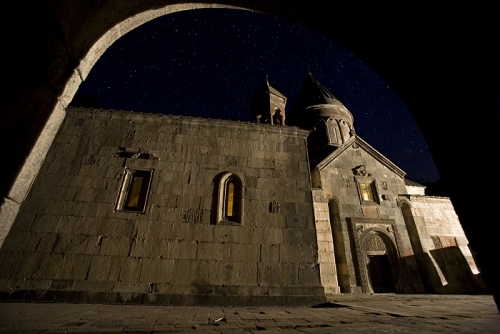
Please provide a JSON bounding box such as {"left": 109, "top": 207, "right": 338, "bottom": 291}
{"left": 289, "top": 72, "right": 355, "bottom": 168}
{"left": 251, "top": 76, "right": 287, "bottom": 125}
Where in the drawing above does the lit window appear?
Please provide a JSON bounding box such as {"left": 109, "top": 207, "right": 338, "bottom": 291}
{"left": 218, "top": 172, "right": 243, "bottom": 224}
{"left": 355, "top": 178, "right": 379, "bottom": 204}
{"left": 116, "top": 169, "right": 153, "bottom": 213}
{"left": 360, "top": 183, "right": 375, "bottom": 201}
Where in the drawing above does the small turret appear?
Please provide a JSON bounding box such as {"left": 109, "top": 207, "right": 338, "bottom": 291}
{"left": 251, "top": 76, "right": 287, "bottom": 126}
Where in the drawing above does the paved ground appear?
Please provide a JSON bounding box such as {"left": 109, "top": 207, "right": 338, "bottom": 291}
{"left": 1, "top": 294, "right": 498, "bottom": 333}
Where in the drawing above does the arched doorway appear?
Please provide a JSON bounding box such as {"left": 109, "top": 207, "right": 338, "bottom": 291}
{"left": 364, "top": 233, "right": 395, "bottom": 293}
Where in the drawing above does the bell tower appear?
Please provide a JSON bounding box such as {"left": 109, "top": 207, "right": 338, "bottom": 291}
{"left": 251, "top": 76, "right": 287, "bottom": 125}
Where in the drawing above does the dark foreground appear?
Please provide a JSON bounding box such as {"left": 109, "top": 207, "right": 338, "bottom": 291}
{"left": 1, "top": 294, "right": 498, "bottom": 333}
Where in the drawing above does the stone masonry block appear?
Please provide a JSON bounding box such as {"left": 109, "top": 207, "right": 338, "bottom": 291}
{"left": 197, "top": 242, "right": 230, "bottom": 261}
{"left": 167, "top": 240, "right": 197, "bottom": 260}
{"left": 260, "top": 244, "right": 280, "bottom": 263}
{"left": 140, "top": 259, "right": 175, "bottom": 283}
{"left": 12, "top": 252, "right": 42, "bottom": 279}
{"left": 1, "top": 231, "right": 40, "bottom": 252}
{"left": 73, "top": 280, "right": 114, "bottom": 292}
{"left": 56, "top": 254, "right": 92, "bottom": 280}
{"left": 285, "top": 214, "right": 307, "bottom": 228}
{"left": 30, "top": 214, "right": 61, "bottom": 233}
{"left": 258, "top": 263, "right": 281, "bottom": 286}
{"left": 233, "top": 227, "right": 260, "bottom": 244}
{"left": 0, "top": 251, "right": 21, "bottom": 278}
{"left": 87, "top": 255, "right": 113, "bottom": 281}
{"left": 284, "top": 228, "right": 316, "bottom": 246}
{"left": 230, "top": 243, "right": 260, "bottom": 262}
{"left": 280, "top": 245, "right": 316, "bottom": 263}
{"left": 35, "top": 233, "right": 58, "bottom": 252}
{"left": 261, "top": 227, "right": 283, "bottom": 245}
{"left": 31, "top": 253, "right": 64, "bottom": 279}
{"left": 190, "top": 224, "right": 214, "bottom": 242}
{"left": 99, "top": 236, "right": 132, "bottom": 256}
{"left": 280, "top": 264, "right": 298, "bottom": 286}
{"left": 118, "top": 257, "right": 143, "bottom": 282}
{"left": 231, "top": 262, "right": 257, "bottom": 286}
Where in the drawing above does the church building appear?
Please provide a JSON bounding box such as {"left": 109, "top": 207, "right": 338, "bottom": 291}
{"left": 0, "top": 73, "right": 485, "bottom": 305}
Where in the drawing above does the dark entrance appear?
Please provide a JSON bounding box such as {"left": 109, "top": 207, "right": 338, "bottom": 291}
{"left": 367, "top": 255, "right": 395, "bottom": 293}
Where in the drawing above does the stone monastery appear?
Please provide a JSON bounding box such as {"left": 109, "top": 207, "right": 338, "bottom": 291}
{"left": 0, "top": 73, "right": 486, "bottom": 305}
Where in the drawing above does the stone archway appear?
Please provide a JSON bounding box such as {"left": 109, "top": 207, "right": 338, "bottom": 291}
{"left": 363, "top": 232, "right": 396, "bottom": 293}
{"left": 2, "top": 1, "right": 499, "bottom": 307}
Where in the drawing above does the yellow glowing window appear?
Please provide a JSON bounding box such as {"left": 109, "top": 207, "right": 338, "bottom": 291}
{"left": 226, "top": 181, "right": 235, "bottom": 217}
{"left": 126, "top": 175, "right": 145, "bottom": 208}
{"left": 360, "top": 183, "right": 375, "bottom": 201}
{"left": 117, "top": 169, "right": 153, "bottom": 213}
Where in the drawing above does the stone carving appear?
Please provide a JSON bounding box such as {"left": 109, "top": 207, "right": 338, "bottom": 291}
{"left": 365, "top": 234, "right": 386, "bottom": 252}
{"left": 353, "top": 165, "right": 372, "bottom": 177}
{"left": 124, "top": 129, "right": 136, "bottom": 139}
{"left": 349, "top": 124, "right": 356, "bottom": 136}
{"left": 386, "top": 226, "right": 393, "bottom": 233}
{"left": 183, "top": 209, "right": 203, "bottom": 224}
{"left": 362, "top": 206, "right": 379, "bottom": 218}
{"left": 352, "top": 143, "right": 359, "bottom": 149}
{"left": 381, "top": 181, "right": 388, "bottom": 190}
{"left": 270, "top": 200, "right": 281, "bottom": 213}
{"left": 83, "top": 155, "right": 96, "bottom": 165}
{"left": 342, "top": 175, "right": 352, "bottom": 187}
{"left": 227, "top": 156, "right": 237, "bottom": 166}
{"left": 117, "top": 148, "right": 158, "bottom": 160}
{"left": 357, "top": 225, "right": 364, "bottom": 234}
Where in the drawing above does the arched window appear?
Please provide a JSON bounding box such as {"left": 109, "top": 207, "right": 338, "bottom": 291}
{"left": 326, "top": 118, "right": 339, "bottom": 144}
{"left": 218, "top": 172, "right": 244, "bottom": 224}
{"left": 224, "top": 178, "right": 237, "bottom": 219}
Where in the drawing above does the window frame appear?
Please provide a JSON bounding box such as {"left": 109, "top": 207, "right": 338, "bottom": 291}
{"left": 217, "top": 172, "right": 244, "bottom": 224}
{"left": 355, "top": 176, "right": 380, "bottom": 205}
{"left": 115, "top": 168, "right": 154, "bottom": 213}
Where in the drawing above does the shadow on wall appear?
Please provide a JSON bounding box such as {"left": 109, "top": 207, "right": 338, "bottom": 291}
{"left": 397, "top": 248, "right": 490, "bottom": 295}
{"left": 428, "top": 246, "right": 490, "bottom": 294}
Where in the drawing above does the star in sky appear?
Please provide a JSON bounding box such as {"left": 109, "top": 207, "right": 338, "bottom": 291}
{"left": 72, "top": 9, "right": 440, "bottom": 183}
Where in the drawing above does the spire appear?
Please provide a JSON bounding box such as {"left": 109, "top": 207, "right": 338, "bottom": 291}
{"left": 289, "top": 71, "right": 355, "bottom": 169}
{"left": 289, "top": 71, "right": 349, "bottom": 127}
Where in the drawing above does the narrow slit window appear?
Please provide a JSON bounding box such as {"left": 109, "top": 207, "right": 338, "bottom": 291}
{"left": 226, "top": 180, "right": 235, "bottom": 217}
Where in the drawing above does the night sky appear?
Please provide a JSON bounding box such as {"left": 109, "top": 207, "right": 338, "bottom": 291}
{"left": 72, "top": 9, "right": 440, "bottom": 183}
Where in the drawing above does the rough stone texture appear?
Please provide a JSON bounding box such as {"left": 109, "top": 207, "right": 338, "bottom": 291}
{"left": 311, "top": 136, "right": 484, "bottom": 295}
{"left": 399, "top": 195, "right": 487, "bottom": 293}
{"left": 0, "top": 108, "right": 324, "bottom": 305}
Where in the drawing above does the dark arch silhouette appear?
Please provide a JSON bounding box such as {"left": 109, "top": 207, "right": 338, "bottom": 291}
{"left": 2, "top": 1, "right": 498, "bottom": 309}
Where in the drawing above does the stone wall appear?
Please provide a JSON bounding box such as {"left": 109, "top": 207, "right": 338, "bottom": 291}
{"left": 401, "top": 195, "right": 486, "bottom": 293}
{"left": 311, "top": 140, "right": 423, "bottom": 293}
{"left": 0, "top": 107, "right": 325, "bottom": 306}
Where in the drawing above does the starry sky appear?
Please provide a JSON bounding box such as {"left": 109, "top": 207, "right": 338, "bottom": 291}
{"left": 72, "top": 9, "right": 440, "bottom": 183}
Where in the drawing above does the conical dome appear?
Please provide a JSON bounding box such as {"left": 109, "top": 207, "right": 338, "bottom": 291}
{"left": 290, "top": 72, "right": 356, "bottom": 169}
{"left": 289, "top": 72, "right": 353, "bottom": 128}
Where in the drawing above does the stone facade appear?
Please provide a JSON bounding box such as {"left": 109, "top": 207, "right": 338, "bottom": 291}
{"left": 0, "top": 108, "right": 325, "bottom": 305}
{"left": 0, "top": 74, "right": 486, "bottom": 305}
